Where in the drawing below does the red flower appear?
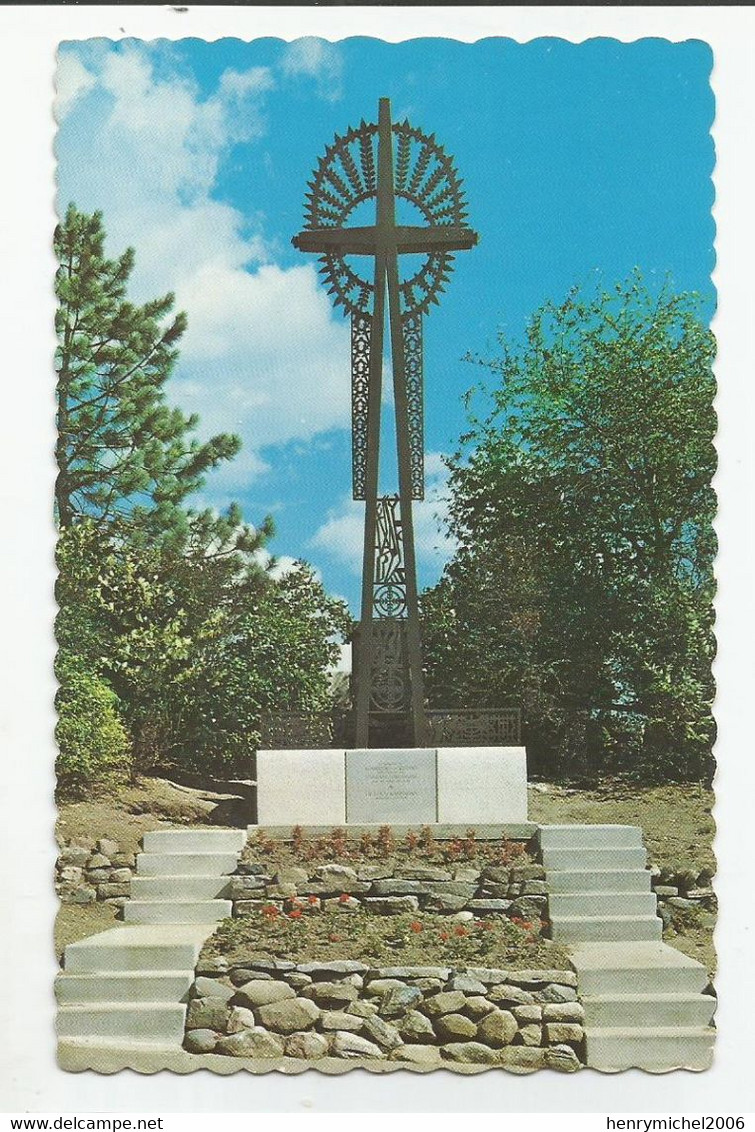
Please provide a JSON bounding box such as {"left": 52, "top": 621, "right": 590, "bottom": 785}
{"left": 289, "top": 908, "right": 303, "bottom": 920}
{"left": 522, "top": 921, "right": 533, "bottom": 931}
{"left": 329, "top": 932, "right": 342, "bottom": 942}
{"left": 338, "top": 892, "right": 351, "bottom": 904}
{"left": 308, "top": 895, "right": 319, "bottom": 906}
{"left": 439, "top": 930, "right": 450, "bottom": 942}
{"left": 454, "top": 925, "right": 468, "bottom": 937}
{"left": 261, "top": 904, "right": 279, "bottom": 920}
{"left": 409, "top": 921, "right": 423, "bottom": 933}
{"left": 482, "top": 920, "right": 495, "bottom": 932}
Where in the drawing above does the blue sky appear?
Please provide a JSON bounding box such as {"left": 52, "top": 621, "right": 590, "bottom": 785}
{"left": 55, "top": 36, "right": 714, "bottom": 612}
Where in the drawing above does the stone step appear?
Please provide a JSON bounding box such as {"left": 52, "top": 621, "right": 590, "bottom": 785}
{"left": 142, "top": 828, "right": 246, "bottom": 853}
{"left": 136, "top": 852, "right": 239, "bottom": 876}
{"left": 550, "top": 914, "right": 662, "bottom": 943}
{"left": 549, "top": 891, "right": 658, "bottom": 917}
{"left": 570, "top": 942, "right": 710, "bottom": 995}
{"left": 131, "top": 875, "right": 232, "bottom": 900}
{"left": 584, "top": 1026, "right": 715, "bottom": 1072}
{"left": 583, "top": 992, "right": 717, "bottom": 1029}
{"left": 55, "top": 970, "right": 194, "bottom": 1005}
{"left": 542, "top": 846, "right": 647, "bottom": 871}
{"left": 123, "top": 900, "right": 232, "bottom": 925}
{"left": 539, "top": 824, "right": 643, "bottom": 849}
{"left": 547, "top": 869, "right": 652, "bottom": 894}
{"left": 64, "top": 925, "right": 212, "bottom": 973}
{"left": 57, "top": 1002, "right": 187, "bottom": 1044}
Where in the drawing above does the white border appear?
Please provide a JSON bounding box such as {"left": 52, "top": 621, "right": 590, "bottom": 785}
{"left": 0, "top": 4, "right": 752, "bottom": 1114}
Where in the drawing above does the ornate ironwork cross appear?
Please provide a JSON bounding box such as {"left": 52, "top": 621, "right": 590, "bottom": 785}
{"left": 293, "top": 97, "right": 478, "bottom": 748}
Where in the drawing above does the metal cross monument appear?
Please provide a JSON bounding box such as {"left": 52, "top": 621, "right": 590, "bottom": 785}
{"left": 294, "top": 98, "right": 478, "bottom": 748}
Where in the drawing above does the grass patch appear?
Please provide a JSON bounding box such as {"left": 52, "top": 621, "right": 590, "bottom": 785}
{"left": 55, "top": 902, "right": 118, "bottom": 963}
{"left": 528, "top": 781, "right": 715, "bottom": 874}
{"left": 203, "top": 909, "right": 572, "bottom": 970}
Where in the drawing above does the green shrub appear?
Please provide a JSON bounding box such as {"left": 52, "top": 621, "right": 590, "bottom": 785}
{"left": 55, "top": 655, "right": 131, "bottom": 799}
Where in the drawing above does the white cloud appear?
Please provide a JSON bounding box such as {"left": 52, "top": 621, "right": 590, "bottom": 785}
{"left": 281, "top": 38, "right": 343, "bottom": 101}
{"left": 309, "top": 452, "right": 458, "bottom": 581}
{"left": 55, "top": 42, "right": 350, "bottom": 499}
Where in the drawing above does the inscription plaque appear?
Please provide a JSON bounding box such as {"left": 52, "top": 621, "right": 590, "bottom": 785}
{"left": 345, "top": 748, "right": 437, "bottom": 824}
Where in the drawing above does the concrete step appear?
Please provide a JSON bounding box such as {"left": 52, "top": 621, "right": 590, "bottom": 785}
{"left": 542, "top": 846, "right": 647, "bottom": 871}
{"left": 142, "top": 829, "right": 246, "bottom": 853}
{"left": 570, "top": 942, "right": 710, "bottom": 995}
{"left": 583, "top": 992, "right": 717, "bottom": 1029}
{"left": 64, "top": 925, "right": 213, "bottom": 973}
{"left": 584, "top": 1026, "right": 715, "bottom": 1072}
{"left": 57, "top": 1002, "right": 187, "bottom": 1044}
{"left": 123, "top": 900, "right": 232, "bottom": 925}
{"left": 136, "top": 852, "right": 239, "bottom": 876}
{"left": 55, "top": 970, "right": 194, "bottom": 1005}
{"left": 547, "top": 869, "right": 652, "bottom": 894}
{"left": 550, "top": 914, "right": 662, "bottom": 943}
{"left": 540, "top": 824, "right": 643, "bottom": 849}
{"left": 549, "top": 891, "right": 658, "bottom": 917}
{"left": 131, "top": 875, "right": 232, "bottom": 900}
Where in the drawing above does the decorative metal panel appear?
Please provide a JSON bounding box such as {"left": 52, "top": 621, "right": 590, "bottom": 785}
{"left": 402, "top": 312, "right": 424, "bottom": 500}
{"left": 426, "top": 708, "right": 522, "bottom": 746}
{"left": 351, "top": 311, "right": 371, "bottom": 500}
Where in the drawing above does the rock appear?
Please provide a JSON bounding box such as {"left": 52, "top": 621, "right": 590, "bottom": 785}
{"left": 398, "top": 1010, "right": 436, "bottom": 1042}
{"left": 411, "top": 978, "right": 444, "bottom": 993}
{"left": 397, "top": 865, "right": 452, "bottom": 881}
{"left": 215, "top": 1029, "right": 285, "bottom": 1058}
{"left": 518, "top": 1024, "right": 543, "bottom": 1046}
{"left": 521, "top": 880, "right": 548, "bottom": 895}
{"left": 237, "top": 861, "right": 268, "bottom": 875}
{"left": 364, "top": 896, "right": 419, "bottom": 914}
{"left": 356, "top": 864, "right": 395, "bottom": 881}
{"left": 447, "top": 974, "right": 487, "bottom": 995}
{"left": 545, "top": 1023, "right": 584, "bottom": 1045}
{"left": 668, "top": 896, "right": 696, "bottom": 910}
{"left": 330, "top": 1031, "right": 384, "bottom": 1059}
{"left": 86, "top": 869, "right": 112, "bottom": 884}
{"left": 510, "top": 865, "right": 546, "bottom": 882}
{"left": 285, "top": 1031, "right": 330, "bottom": 1059}
{"left": 435, "top": 1013, "right": 477, "bottom": 1041}
{"left": 96, "top": 883, "right": 130, "bottom": 899}
{"left": 347, "top": 1000, "right": 379, "bottom": 1019}
{"left": 653, "top": 885, "right": 679, "bottom": 897}
{"left": 186, "top": 997, "right": 230, "bottom": 1031}
{"left": 421, "top": 991, "right": 466, "bottom": 1018}
{"left": 370, "top": 967, "right": 450, "bottom": 981}
{"left": 535, "top": 984, "right": 578, "bottom": 1004}
{"left": 364, "top": 978, "right": 405, "bottom": 997}
{"left": 256, "top": 996, "right": 320, "bottom": 1033}
{"left": 229, "top": 968, "right": 272, "bottom": 986}
{"left": 69, "top": 885, "right": 96, "bottom": 904}
{"left": 452, "top": 866, "right": 481, "bottom": 883}
{"left": 97, "top": 838, "right": 119, "bottom": 858}
{"left": 467, "top": 899, "right": 512, "bottom": 913}
{"left": 230, "top": 876, "right": 267, "bottom": 897}
{"left": 423, "top": 892, "right": 469, "bottom": 913}
{"left": 371, "top": 878, "right": 424, "bottom": 896}
{"left": 478, "top": 883, "right": 509, "bottom": 899}
{"left": 489, "top": 984, "right": 536, "bottom": 1006}
{"left": 281, "top": 972, "right": 310, "bottom": 991}
{"left": 508, "top": 897, "right": 547, "bottom": 918}
{"left": 266, "top": 883, "right": 297, "bottom": 899}
{"left": 442, "top": 1042, "right": 499, "bottom": 1065}
{"left": 315, "top": 865, "right": 368, "bottom": 893}
{"left": 542, "top": 1002, "right": 585, "bottom": 1023}
{"left": 197, "top": 957, "right": 229, "bottom": 976}
{"left": 379, "top": 985, "right": 424, "bottom": 1017}
{"left": 102, "top": 896, "right": 127, "bottom": 908}
{"left": 273, "top": 866, "right": 309, "bottom": 887}
{"left": 59, "top": 866, "right": 83, "bottom": 883}
{"left": 361, "top": 1014, "right": 403, "bottom": 1051}
{"left": 450, "top": 911, "right": 475, "bottom": 923}
{"left": 234, "top": 979, "right": 295, "bottom": 1009}
{"left": 323, "top": 896, "right": 360, "bottom": 912}
{"left": 320, "top": 1010, "right": 364, "bottom": 1032}
{"left": 111, "top": 853, "right": 136, "bottom": 869}
{"left": 194, "top": 977, "right": 235, "bottom": 1003}
{"left": 390, "top": 1044, "right": 442, "bottom": 1066}
{"left": 498, "top": 1047, "right": 548, "bottom": 1072}
{"left": 503, "top": 970, "right": 577, "bottom": 988}
{"left": 109, "top": 868, "right": 132, "bottom": 884}
{"left": 342, "top": 973, "right": 364, "bottom": 989}
{"left": 545, "top": 1044, "right": 582, "bottom": 1072}
{"left": 481, "top": 865, "right": 512, "bottom": 884}
{"left": 226, "top": 1006, "right": 258, "bottom": 1033}
{"left": 184, "top": 1029, "right": 218, "bottom": 1054}
{"left": 60, "top": 846, "right": 90, "bottom": 867}
{"left": 512, "top": 1005, "right": 542, "bottom": 1023}
{"left": 477, "top": 1008, "right": 518, "bottom": 1047}
{"left": 677, "top": 869, "right": 699, "bottom": 892}
{"left": 86, "top": 853, "right": 111, "bottom": 869}
{"left": 463, "top": 995, "right": 496, "bottom": 1019}
{"left": 238, "top": 956, "right": 296, "bottom": 974}
{"left": 297, "top": 960, "right": 368, "bottom": 976}
{"left": 302, "top": 981, "right": 358, "bottom": 1007}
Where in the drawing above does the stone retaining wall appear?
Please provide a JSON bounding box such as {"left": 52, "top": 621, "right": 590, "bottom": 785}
{"left": 650, "top": 866, "right": 717, "bottom": 928}
{"left": 184, "top": 957, "right": 584, "bottom": 1070}
{"left": 56, "top": 839, "right": 134, "bottom": 907}
{"left": 232, "top": 860, "right": 549, "bottom": 928}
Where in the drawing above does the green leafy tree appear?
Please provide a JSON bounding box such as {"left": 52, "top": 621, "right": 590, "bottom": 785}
{"left": 422, "top": 275, "right": 716, "bottom": 782}
{"left": 54, "top": 203, "right": 244, "bottom": 548}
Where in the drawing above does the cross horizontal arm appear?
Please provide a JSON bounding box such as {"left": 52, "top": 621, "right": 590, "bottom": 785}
{"left": 293, "top": 224, "right": 478, "bottom": 257}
